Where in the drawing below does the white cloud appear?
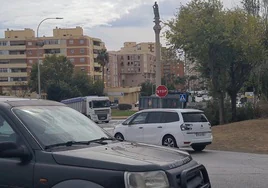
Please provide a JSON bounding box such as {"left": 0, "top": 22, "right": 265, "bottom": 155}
{"left": 0, "top": 0, "right": 241, "bottom": 50}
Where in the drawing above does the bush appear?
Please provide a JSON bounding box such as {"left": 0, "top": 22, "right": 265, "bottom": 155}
{"left": 118, "top": 104, "right": 132, "bottom": 110}
{"left": 236, "top": 103, "right": 254, "bottom": 122}
{"left": 254, "top": 101, "right": 268, "bottom": 118}
{"left": 203, "top": 100, "right": 232, "bottom": 126}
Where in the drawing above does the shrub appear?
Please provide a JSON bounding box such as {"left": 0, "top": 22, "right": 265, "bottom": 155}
{"left": 118, "top": 104, "right": 132, "bottom": 110}
{"left": 236, "top": 103, "right": 254, "bottom": 122}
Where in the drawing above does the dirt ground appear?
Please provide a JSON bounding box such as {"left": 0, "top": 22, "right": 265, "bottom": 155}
{"left": 207, "top": 119, "right": 268, "bottom": 154}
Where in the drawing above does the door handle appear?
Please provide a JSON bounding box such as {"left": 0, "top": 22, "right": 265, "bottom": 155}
{"left": 157, "top": 126, "right": 162, "bottom": 128}
{"left": 139, "top": 127, "right": 143, "bottom": 129}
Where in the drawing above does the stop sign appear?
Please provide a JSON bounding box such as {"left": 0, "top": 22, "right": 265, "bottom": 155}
{"left": 156, "top": 85, "right": 168, "bottom": 98}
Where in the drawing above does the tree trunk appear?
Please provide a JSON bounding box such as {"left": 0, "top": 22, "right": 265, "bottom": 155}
{"left": 219, "top": 92, "right": 225, "bottom": 125}
{"left": 231, "top": 92, "right": 237, "bottom": 122}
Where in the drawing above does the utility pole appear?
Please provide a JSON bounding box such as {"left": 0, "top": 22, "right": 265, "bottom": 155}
{"left": 153, "top": 2, "right": 163, "bottom": 108}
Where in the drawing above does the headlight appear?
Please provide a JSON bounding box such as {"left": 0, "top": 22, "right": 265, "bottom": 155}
{"left": 124, "top": 171, "right": 169, "bottom": 188}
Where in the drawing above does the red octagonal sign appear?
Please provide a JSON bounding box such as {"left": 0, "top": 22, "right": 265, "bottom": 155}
{"left": 156, "top": 85, "right": 168, "bottom": 98}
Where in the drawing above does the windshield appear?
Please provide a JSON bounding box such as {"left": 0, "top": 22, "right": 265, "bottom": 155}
{"left": 92, "top": 100, "right": 110, "bottom": 108}
{"left": 12, "top": 106, "right": 109, "bottom": 147}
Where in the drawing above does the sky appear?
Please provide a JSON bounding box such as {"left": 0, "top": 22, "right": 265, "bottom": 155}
{"left": 0, "top": 0, "right": 241, "bottom": 51}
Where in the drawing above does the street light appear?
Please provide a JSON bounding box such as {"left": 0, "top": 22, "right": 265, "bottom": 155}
{"left": 36, "top": 17, "right": 63, "bottom": 99}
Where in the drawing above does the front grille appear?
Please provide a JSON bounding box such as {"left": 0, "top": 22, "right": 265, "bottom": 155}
{"left": 95, "top": 109, "right": 109, "bottom": 114}
{"left": 178, "top": 164, "right": 211, "bottom": 188}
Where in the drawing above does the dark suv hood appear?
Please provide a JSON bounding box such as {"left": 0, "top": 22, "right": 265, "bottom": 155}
{"left": 52, "top": 142, "right": 192, "bottom": 171}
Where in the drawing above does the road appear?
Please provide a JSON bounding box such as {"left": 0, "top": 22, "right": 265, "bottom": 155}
{"left": 99, "top": 120, "right": 268, "bottom": 188}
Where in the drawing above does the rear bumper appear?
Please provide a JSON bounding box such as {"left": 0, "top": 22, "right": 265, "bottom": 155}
{"left": 181, "top": 137, "right": 213, "bottom": 147}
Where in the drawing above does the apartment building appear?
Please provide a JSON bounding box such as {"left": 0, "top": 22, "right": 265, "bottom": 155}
{"left": 105, "top": 51, "right": 119, "bottom": 88}
{"left": 106, "top": 42, "right": 156, "bottom": 88}
{"left": 0, "top": 27, "right": 105, "bottom": 94}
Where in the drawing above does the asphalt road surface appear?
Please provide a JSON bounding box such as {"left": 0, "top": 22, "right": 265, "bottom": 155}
{"left": 99, "top": 120, "right": 268, "bottom": 188}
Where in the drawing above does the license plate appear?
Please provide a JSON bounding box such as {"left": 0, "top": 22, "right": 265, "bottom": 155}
{"left": 100, "top": 117, "right": 105, "bottom": 120}
{"left": 196, "top": 133, "right": 205, "bottom": 136}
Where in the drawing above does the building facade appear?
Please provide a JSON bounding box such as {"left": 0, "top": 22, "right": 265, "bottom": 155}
{"left": 0, "top": 27, "right": 105, "bottom": 95}
{"left": 106, "top": 42, "right": 156, "bottom": 88}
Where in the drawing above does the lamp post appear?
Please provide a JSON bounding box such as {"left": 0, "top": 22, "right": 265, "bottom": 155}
{"left": 36, "top": 17, "right": 63, "bottom": 99}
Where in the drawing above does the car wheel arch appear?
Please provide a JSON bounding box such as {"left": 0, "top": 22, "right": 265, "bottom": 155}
{"left": 51, "top": 179, "right": 104, "bottom": 188}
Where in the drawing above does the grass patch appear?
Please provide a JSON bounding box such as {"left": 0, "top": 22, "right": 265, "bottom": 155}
{"left": 207, "top": 119, "right": 268, "bottom": 154}
{"left": 112, "top": 109, "right": 136, "bottom": 117}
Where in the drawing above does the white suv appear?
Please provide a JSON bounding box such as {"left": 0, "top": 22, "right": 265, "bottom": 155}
{"left": 114, "top": 108, "right": 213, "bottom": 151}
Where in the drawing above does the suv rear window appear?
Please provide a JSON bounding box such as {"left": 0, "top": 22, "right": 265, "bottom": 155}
{"left": 182, "top": 112, "right": 208, "bottom": 122}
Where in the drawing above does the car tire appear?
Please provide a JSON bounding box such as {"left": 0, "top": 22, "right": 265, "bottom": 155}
{"left": 162, "top": 135, "right": 177, "bottom": 148}
{"left": 192, "top": 145, "right": 206, "bottom": 152}
{"left": 114, "top": 133, "right": 124, "bottom": 141}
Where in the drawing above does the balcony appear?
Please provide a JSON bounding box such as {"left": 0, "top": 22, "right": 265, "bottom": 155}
{"left": 0, "top": 64, "right": 27, "bottom": 68}
{"left": 0, "top": 72, "right": 28, "bottom": 77}
{"left": 94, "top": 62, "right": 101, "bottom": 67}
{"left": 0, "top": 81, "right": 28, "bottom": 86}
{"left": 0, "top": 45, "right": 26, "bottom": 50}
{"left": 94, "top": 71, "right": 102, "bottom": 76}
{"left": 0, "top": 54, "right": 26, "bottom": 59}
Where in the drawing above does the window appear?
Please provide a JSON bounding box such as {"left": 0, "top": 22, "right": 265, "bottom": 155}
{"left": 0, "top": 115, "right": 16, "bottom": 143}
{"left": 182, "top": 113, "right": 208, "bottom": 123}
{"left": 162, "top": 112, "right": 180, "bottom": 123}
{"left": 80, "top": 58, "right": 85, "bottom": 63}
{"left": 69, "top": 58, "right": 74, "bottom": 63}
{"left": 80, "top": 39, "right": 84, "bottom": 44}
{"left": 0, "top": 77, "right": 8, "bottom": 82}
{"left": 70, "top": 49, "right": 74, "bottom": 54}
{"left": 69, "top": 40, "right": 74, "bottom": 44}
{"left": 127, "top": 56, "right": 130, "bottom": 60}
{"left": 0, "top": 68, "right": 7, "bottom": 72}
{"left": 131, "top": 113, "right": 148, "bottom": 124}
{"left": 28, "top": 50, "right": 32, "bottom": 55}
{"left": 80, "top": 49, "right": 85, "bottom": 54}
{"left": 81, "top": 68, "right": 85, "bottom": 71}
{"left": 28, "top": 42, "right": 32, "bottom": 46}
{"left": 147, "top": 112, "right": 162, "bottom": 124}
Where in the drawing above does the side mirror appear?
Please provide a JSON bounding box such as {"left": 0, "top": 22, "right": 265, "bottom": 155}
{"left": 0, "top": 142, "right": 31, "bottom": 161}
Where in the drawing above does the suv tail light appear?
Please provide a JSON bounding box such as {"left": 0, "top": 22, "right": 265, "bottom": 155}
{"left": 180, "top": 123, "right": 193, "bottom": 131}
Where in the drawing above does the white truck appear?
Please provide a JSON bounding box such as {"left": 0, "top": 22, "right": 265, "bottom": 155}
{"left": 61, "top": 96, "right": 111, "bottom": 123}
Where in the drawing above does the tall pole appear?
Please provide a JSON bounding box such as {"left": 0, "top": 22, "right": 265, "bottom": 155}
{"left": 153, "top": 2, "right": 162, "bottom": 107}
{"left": 153, "top": 2, "right": 162, "bottom": 88}
{"left": 36, "top": 17, "right": 63, "bottom": 99}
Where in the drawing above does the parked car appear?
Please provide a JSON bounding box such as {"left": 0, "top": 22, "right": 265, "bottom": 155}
{"left": 0, "top": 97, "right": 211, "bottom": 188}
{"left": 114, "top": 108, "right": 213, "bottom": 151}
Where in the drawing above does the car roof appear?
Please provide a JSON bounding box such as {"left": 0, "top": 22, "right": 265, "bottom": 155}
{"left": 139, "top": 108, "right": 204, "bottom": 113}
{"left": 0, "top": 96, "right": 64, "bottom": 107}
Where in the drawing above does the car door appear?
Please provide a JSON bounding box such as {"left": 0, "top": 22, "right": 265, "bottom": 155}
{"left": 124, "top": 112, "right": 148, "bottom": 143}
{"left": 0, "top": 113, "right": 34, "bottom": 188}
{"left": 142, "top": 111, "right": 164, "bottom": 145}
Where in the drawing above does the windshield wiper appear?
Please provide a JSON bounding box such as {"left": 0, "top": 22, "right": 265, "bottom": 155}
{"left": 44, "top": 137, "right": 116, "bottom": 150}
{"left": 44, "top": 141, "right": 89, "bottom": 150}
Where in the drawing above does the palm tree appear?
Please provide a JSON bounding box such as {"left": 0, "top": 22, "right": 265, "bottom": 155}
{"left": 96, "top": 49, "right": 109, "bottom": 84}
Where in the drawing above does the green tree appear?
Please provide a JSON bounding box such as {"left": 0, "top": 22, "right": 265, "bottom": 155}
{"left": 29, "top": 55, "right": 104, "bottom": 101}
{"left": 241, "top": 0, "right": 260, "bottom": 16}
{"left": 224, "top": 9, "right": 265, "bottom": 121}
{"left": 96, "top": 49, "right": 109, "bottom": 83}
{"left": 140, "top": 81, "right": 154, "bottom": 96}
{"left": 29, "top": 54, "right": 74, "bottom": 93}
{"left": 166, "top": 0, "right": 228, "bottom": 124}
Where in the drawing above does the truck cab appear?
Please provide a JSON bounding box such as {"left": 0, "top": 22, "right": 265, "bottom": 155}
{"left": 61, "top": 96, "right": 111, "bottom": 123}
